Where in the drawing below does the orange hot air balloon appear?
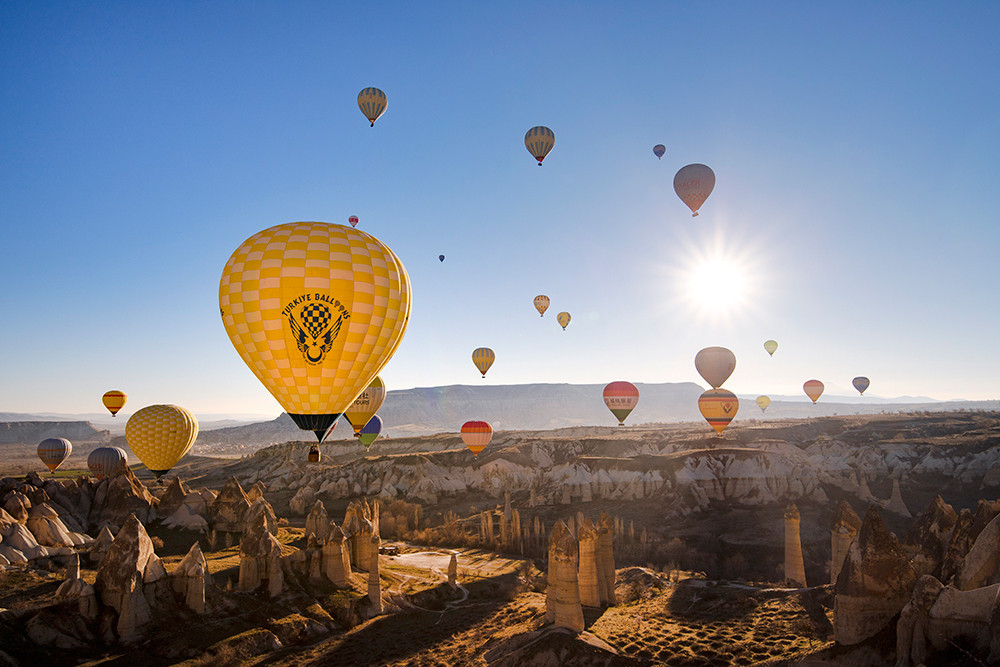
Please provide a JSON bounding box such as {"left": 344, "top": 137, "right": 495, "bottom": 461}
{"left": 103, "top": 390, "right": 127, "bottom": 417}
{"left": 673, "top": 163, "right": 716, "bottom": 217}
{"left": 533, "top": 295, "right": 550, "bottom": 317}
{"left": 694, "top": 346, "right": 736, "bottom": 389}
{"left": 603, "top": 381, "right": 639, "bottom": 426}
{"left": 803, "top": 380, "right": 824, "bottom": 403}
{"left": 38, "top": 438, "right": 72, "bottom": 472}
{"left": 472, "top": 347, "right": 495, "bottom": 378}
{"left": 698, "top": 389, "right": 739, "bottom": 435}
{"left": 461, "top": 421, "right": 493, "bottom": 456}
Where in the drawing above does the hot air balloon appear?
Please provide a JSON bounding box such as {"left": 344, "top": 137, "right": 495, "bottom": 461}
{"left": 358, "top": 87, "right": 387, "bottom": 126}
{"left": 348, "top": 215, "right": 359, "bottom": 228}
{"left": 358, "top": 415, "right": 382, "bottom": 448}
{"left": 853, "top": 376, "right": 870, "bottom": 395}
{"left": 557, "top": 312, "right": 571, "bottom": 330}
{"left": 756, "top": 395, "right": 771, "bottom": 412}
{"left": 694, "top": 346, "right": 736, "bottom": 389}
{"left": 345, "top": 376, "right": 386, "bottom": 436}
{"left": 533, "top": 295, "right": 550, "bottom": 317}
{"left": 653, "top": 144, "right": 666, "bottom": 160}
{"left": 87, "top": 446, "right": 127, "bottom": 479}
{"left": 763, "top": 340, "right": 778, "bottom": 357}
{"left": 37, "top": 437, "right": 71, "bottom": 473}
{"left": 803, "top": 380, "right": 824, "bottom": 403}
{"left": 220, "top": 221, "right": 411, "bottom": 440}
{"left": 102, "top": 390, "right": 127, "bottom": 417}
{"left": 439, "top": 254, "right": 445, "bottom": 262}
{"left": 472, "top": 347, "right": 495, "bottom": 378}
{"left": 699, "top": 389, "right": 739, "bottom": 435}
{"left": 461, "top": 421, "right": 492, "bottom": 456}
{"left": 525, "top": 126, "right": 555, "bottom": 166}
{"left": 125, "top": 404, "right": 199, "bottom": 478}
{"left": 673, "top": 163, "right": 716, "bottom": 217}
{"left": 603, "top": 381, "right": 639, "bottom": 426}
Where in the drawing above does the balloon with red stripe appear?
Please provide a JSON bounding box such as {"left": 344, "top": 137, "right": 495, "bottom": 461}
{"left": 38, "top": 437, "right": 72, "bottom": 472}
{"left": 461, "top": 421, "right": 493, "bottom": 456}
{"left": 803, "top": 380, "right": 824, "bottom": 403}
{"left": 698, "top": 389, "right": 739, "bottom": 435}
{"left": 603, "top": 381, "right": 639, "bottom": 426}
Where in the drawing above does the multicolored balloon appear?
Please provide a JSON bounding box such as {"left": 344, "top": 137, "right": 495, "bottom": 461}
{"left": 673, "top": 163, "right": 716, "bottom": 217}
{"left": 358, "top": 415, "right": 383, "bottom": 449}
{"left": 345, "top": 376, "right": 387, "bottom": 435}
{"left": 699, "top": 389, "right": 739, "bottom": 435}
{"left": 37, "top": 438, "right": 72, "bottom": 473}
{"left": 803, "top": 380, "right": 825, "bottom": 403}
{"left": 472, "top": 347, "right": 495, "bottom": 377}
{"left": 603, "top": 381, "right": 639, "bottom": 426}
{"left": 102, "top": 390, "right": 127, "bottom": 417}
{"left": 461, "top": 421, "right": 493, "bottom": 456}
{"left": 533, "top": 295, "right": 550, "bottom": 317}
{"left": 763, "top": 340, "right": 778, "bottom": 357}
{"left": 653, "top": 144, "right": 666, "bottom": 160}
{"left": 853, "top": 376, "right": 870, "bottom": 395}
{"left": 87, "top": 446, "right": 128, "bottom": 479}
{"left": 220, "top": 221, "right": 411, "bottom": 440}
{"left": 525, "top": 126, "right": 555, "bottom": 166}
{"left": 348, "top": 215, "right": 359, "bottom": 228}
{"left": 358, "top": 87, "right": 387, "bottom": 126}
{"left": 557, "top": 312, "right": 571, "bottom": 330}
{"left": 756, "top": 395, "right": 771, "bottom": 412}
{"left": 125, "top": 404, "right": 199, "bottom": 478}
{"left": 694, "top": 346, "right": 736, "bottom": 389}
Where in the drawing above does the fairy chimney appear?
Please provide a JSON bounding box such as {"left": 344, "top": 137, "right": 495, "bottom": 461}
{"left": 545, "top": 520, "right": 584, "bottom": 633}
{"left": 784, "top": 502, "right": 806, "bottom": 587}
{"left": 831, "top": 499, "right": 862, "bottom": 584}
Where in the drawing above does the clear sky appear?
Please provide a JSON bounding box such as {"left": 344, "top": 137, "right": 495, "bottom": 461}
{"left": 2, "top": 2, "right": 999, "bottom": 416}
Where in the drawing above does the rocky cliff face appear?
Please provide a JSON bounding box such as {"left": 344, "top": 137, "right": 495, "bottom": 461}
{"left": 0, "top": 421, "right": 110, "bottom": 445}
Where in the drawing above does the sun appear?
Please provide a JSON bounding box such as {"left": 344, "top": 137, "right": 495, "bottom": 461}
{"left": 685, "top": 258, "right": 746, "bottom": 313}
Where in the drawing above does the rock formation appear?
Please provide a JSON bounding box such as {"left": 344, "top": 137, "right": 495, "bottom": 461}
{"left": 89, "top": 524, "right": 115, "bottom": 564}
{"left": 208, "top": 477, "right": 251, "bottom": 533}
{"left": 596, "top": 512, "right": 616, "bottom": 605}
{"left": 305, "top": 500, "right": 329, "bottom": 543}
{"left": 172, "top": 542, "right": 211, "bottom": 614}
{"left": 784, "top": 502, "right": 806, "bottom": 587}
{"left": 26, "top": 502, "right": 88, "bottom": 548}
{"left": 834, "top": 505, "right": 917, "bottom": 645}
{"left": 88, "top": 460, "right": 157, "bottom": 531}
{"left": 956, "top": 512, "right": 1000, "bottom": 590}
{"left": 830, "top": 498, "right": 862, "bottom": 585}
{"left": 94, "top": 513, "right": 164, "bottom": 642}
{"left": 902, "top": 495, "right": 958, "bottom": 577}
{"left": 322, "top": 523, "right": 351, "bottom": 586}
{"left": 577, "top": 517, "right": 600, "bottom": 607}
{"left": 368, "top": 534, "right": 382, "bottom": 613}
{"left": 238, "top": 510, "right": 284, "bottom": 597}
{"left": 545, "top": 520, "right": 584, "bottom": 633}
{"left": 448, "top": 552, "right": 458, "bottom": 586}
{"left": 156, "top": 476, "right": 190, "bottom": 518}
{"left": 55, "top": 552, "right": 98, "bottom": 619}
{"left": 941, "top": 499, "right": 1000, "bottom": 582}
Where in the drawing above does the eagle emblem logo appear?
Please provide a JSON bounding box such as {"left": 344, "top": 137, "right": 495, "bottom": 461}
{"left": 288, "top": 302, "right": 345, "bottom": 365}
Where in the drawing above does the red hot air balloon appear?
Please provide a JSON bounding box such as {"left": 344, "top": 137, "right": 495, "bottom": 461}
{"left": 461, "top": 421, "right": 493, "bottom": 456}
{"left": 348, "top": 215, "right": 359, "bottom": 228}
{"left": 673, "top": 163, "right": 716, "bottom": 217}
{"left": 603, "top": 381, "right": 639, "bottom": 426}
{"left": 803, "top": 380, "right": 825, "bottom": 403}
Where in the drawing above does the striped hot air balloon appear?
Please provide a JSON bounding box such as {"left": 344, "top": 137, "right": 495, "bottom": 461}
{"left": 653, "top": 144, "right": 666, "bottom": 159}
{"left": 37, "top": 438, "right": 72, "bottom": 472}
{"left": 103, "top": 390, "right": 127, "bottom": 416}
{"left": 804, "top": 380, "right": 825, "bottom": 403}
{"left": 461, "top": 421, "right": 493, "bottom": 456}
{"left": 853, "top": 376, "right": 870, "bottom": 395}
{"left": 699, "top": 389, "right": 739, "bottom": 435}
{"left": 472, "top": 347, "right": 495, "bottom": 378}
{"left": 524, "top": 126, "right": 555, "bottom": 165}
{"left": 358, "top": 87, "right": 387, "bottom": 126}
{"left": 603, "top": 381, "right": 639, "bottom": 426}
{"left": 674, "top": 163, "right": 716, "bottom": 217}
{"left": 88, "top": 446, "right": 128, "bottom": 479}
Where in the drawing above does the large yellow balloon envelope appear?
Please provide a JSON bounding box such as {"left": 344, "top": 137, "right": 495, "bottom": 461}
{"left": 699, "top": 389, "right": 739, "bottom": 435}
{"left": 358, "top": 87, "right": 387, "bottom": 126}
{"left": 125, "top": 404, "right": 199, "bottom": 478}
{"left": 103, "top": 390, "right": 127, "bottom": 416}
{"left": 220, "top": 222, "right": 411, "bottom": 440}
{"left": 763, "top": 340, "right": 778, "bottom": 356}
{"left": 756, "top": 395, "right": 771, "bottom": 412}
{"left": 472, "top": 347, "right": 495, "bottom": 378}
{"left": 673, "top": 163, "right": 716, "bottom": 217}
{"left": 533, "top": 295, "right": 550, "bottom": 317}
{"left": 345, "top": 376, "right": 387, "bottom": 434}
{"left": 38, "top": 437, "right": 72, "bottom": 472}
{"left": 694, "top": 346, "right": 736, "bottom": 389}
{"left": 557, "top": 312, "right": 571, "bottom": 330}
{"left": 803, "top": 379, "right": 824, "bottom": 403}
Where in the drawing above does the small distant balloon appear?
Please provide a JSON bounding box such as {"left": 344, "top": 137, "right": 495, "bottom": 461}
{"left": 38, "top": 437, "right": 72, "bottom": 472}
{"left": 763, "top": 340, "right": 778, "bottom": 357}
{"left": 653, "top": 144, "right": 666, "bottom": 160}
{"left": 348, "top": 215, "right": 359, "bottom": 228}
{"left": 525, "top": 126, "right": 555, "bottom": 166}
{"left": 344, "top": 376, "right": 386, "bottom": 435}
{"left": 673, "top": 163, "right": 716, "bottom": 217}
{"left": 103, "top": 390, "right": 127, "bottom": 417}
{"left": 603, "top": 381, "right": 639, "bottom": 426}
{"left": 461, "top": 421, "right": 493, "bottom": 456}
{"left": 533, "top": 295, "right": 550, "bottom": 317}
{"left": 756, "top": 395, "right": 771, "bottom": 412}
{"left": 853, "top": 376, "right": 870, "bottom": 395}
{"left": 803, "top": 380, "right": 824, "bottom": 403}
{"left": 694, "top": 346, "right": 736, "bottom": 389}
{"left": 439, "top": 255, "right": 445, "bottom": 262}
{"left": 358, "top": 415, "right": 383, "bottom": 449}
{"left": 699, "top": 389, "right": 739, "bottom": 435}
{"left": 358, "top": 87, "right": 387, "bottom": 126}
{"left": 557, "top": 312, "right": 571, "bottom": 330}
{"left": 472, "top": 347, "right": 495, "bottom": 378}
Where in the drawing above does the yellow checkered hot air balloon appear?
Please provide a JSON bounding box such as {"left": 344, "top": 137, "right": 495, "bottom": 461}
{"left": 344, "top": 376, "right": 387, "bottom": 436}
{"left": 125, "top": 404, "right": 199, "bottom": 478}
{"left": 219, "top": 222, "right": 411, "bottom": 440}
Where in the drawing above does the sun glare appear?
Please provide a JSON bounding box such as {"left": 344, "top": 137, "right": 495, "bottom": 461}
{"left": 686, "top": 259, "right": 746, "bottom": 313}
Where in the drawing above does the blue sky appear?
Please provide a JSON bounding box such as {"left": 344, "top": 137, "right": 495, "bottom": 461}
{"left": 2, "top": 2, "right": 999, "bottom": 416}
